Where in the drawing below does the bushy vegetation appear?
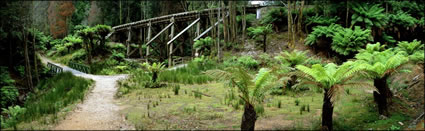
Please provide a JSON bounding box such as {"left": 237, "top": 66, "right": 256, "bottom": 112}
{"left": 1, "top": 72, "right": 92, "bottom": 129}
{"left": 331, "top": 26, "right": 373, "bottom": 56}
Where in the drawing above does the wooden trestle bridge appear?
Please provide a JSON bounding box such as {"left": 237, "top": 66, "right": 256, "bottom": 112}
{"left": 106, "top": 5, "right": 268, "bottom": 67}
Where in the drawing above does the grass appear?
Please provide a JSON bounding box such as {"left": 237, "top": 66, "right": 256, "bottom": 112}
{"left": 117, "top": 77, "right": 421, "bottom": 130}
{"left": 1, "top": 72, "right": 93, "bottom": 130}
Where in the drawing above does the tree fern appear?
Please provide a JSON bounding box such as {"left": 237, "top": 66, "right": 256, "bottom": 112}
{"left": 305, "top": 14, "right": 339, "bottom": 26}
{"left": 395, "top": 39, "right": 424, "bottom": 64}
{"left": 305, "top": 24, "right": 343, "bottom": 46}
{"left": 204, "top": 67, "right": 275, "bottom": 129}
{"left": 331, "top": 26, "right": 373, "bottom": 56}
{"left": 274, "top": 50, "right": 309, "bottom": 67}
{"left": 350, "top": 3, "right": 388, "bottom": 29}
{"left": 388, "top": 11, "right": 419, "bottom": 28}
{"left": 395, "top": 39, "right": 424, "bottom": 55}
{"left": 295, "top": 61, "right": 371, "bottom": 130}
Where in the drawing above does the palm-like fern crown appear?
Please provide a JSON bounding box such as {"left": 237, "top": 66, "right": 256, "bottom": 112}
{"left": 247, "top": 24, "right": 273, "bottom": 39}
{"left": 351, "top": 3, "right": 388, "bottom": 29}
{"left": 355, "top": 46, "right": 409, "bottom": 78}
{"left": 305, "top": 15, "right": 340, "bottom": 26}
{"left": 388, "top": 11, "right": 419, "bottom": 28}
{"left": 305, "top": 24, "right": 343, "bottom": 46}
{"left": 204, "top": 67, "right": 275, "bottom": 106}
{"left": 274, "top": 50, "right": 309, "bottom": 67}
{"left": 331, "top": 26, "right": 373, "bottom": 56}
{"left": 395, "top": 39, "right": 424, "bottom": 55}
{"left": 295, "top": 61, "right": 371, "bottom": 103}
{"left": 142, "top": 62, "right": 165, "bottom": 74}
{"left": 94, "top": 25, "right": 112, "bottom": 37}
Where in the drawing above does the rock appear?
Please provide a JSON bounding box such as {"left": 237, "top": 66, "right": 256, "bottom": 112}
{"left": 379, "top": 115, "right": 388, "bottom": 120}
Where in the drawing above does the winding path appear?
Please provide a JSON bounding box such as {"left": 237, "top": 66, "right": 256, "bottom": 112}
{"left": 39, "top": 56, "right": 134, "bottom": 130}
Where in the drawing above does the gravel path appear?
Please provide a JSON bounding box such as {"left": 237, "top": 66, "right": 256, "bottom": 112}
{"left": 39, "top": 56, "right": 134, "bottom": 130}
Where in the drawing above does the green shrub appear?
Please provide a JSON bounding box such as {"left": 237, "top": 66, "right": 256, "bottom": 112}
{"left": 236, "top": 14, "right": 257, "bottom": 28}
{"left": 295, "top": 99, "right": 300, "bottom": 106}
{"left": 261, "top": 7, "right": 287, "bottom": 29}
{"left": 331, "top": 26, "right": 373, "bottom": 56}
{"left": 0, "top": 67, "right": 18, "bottom": 108}
{"left": 1, "top": 105, "right": 26, "bottom": 129}
{"left": 14, "top": 72, "right": 92, "bottom": 126}
{"left": 237, "top": 56, "right": 259, "bottom": 69}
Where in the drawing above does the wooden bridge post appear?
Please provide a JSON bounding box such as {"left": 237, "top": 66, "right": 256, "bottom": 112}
{"left": 146, "top": 21, "right": 152, "bottom": 63}
{"left": 195, "top": 14, "right": 200, "bottom": 57}
{"left": 126, "top": 27, "right": 131, "bottom": 58}
{"left": 169, "top": 17, "right": 175, "bottom": 67}
{"left": 139, "top": 28, "right": 143, "bottom": 58}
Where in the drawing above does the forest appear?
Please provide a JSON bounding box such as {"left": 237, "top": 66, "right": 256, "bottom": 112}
{"left": 0, "top": 0, "right": 424, "bottom": 130}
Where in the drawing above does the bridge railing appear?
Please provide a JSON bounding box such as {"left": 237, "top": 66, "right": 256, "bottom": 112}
{"left": 173, "top": 56, "right": 192, "bottom": 66}
{"left": 68, "top": 61, "right": 91, "bottom": 74}
{"left": 47, "top": 62, "right": 63, "bottom": 75}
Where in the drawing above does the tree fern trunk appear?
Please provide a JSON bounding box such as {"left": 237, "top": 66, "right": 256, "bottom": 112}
{"left": 241, "top": 103, "right": 257, "bottom": 130}
{"left": 373, "top": 75, "right": 392, "bottom": 116}
{"left": 321, "top": 89, "right": 333, "bottom": 131}
{"left": 263, "top": 34, "right": 267, "bottom": 52}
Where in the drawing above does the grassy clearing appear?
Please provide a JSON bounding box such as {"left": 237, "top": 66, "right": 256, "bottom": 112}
{"left": 117, "top": 76, "right": 421, "bottom": 130}
{"left": 1, "top": 72, "right": 93, "bottom": 130}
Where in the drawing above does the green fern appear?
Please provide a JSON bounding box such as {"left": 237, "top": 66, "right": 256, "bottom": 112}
{"left": 331, "top": 26, "right": 373, "bottom": 56}
{"left": 305, "top": 15, "right": 340, "bottom": 26}
{"left": 305, "top": 24, "right": 343, "bottom": 46}
{"left": 395, "top": 39, "right": 424, "bottom": 55}
{"left": 355, "top": 47, "right": 410, "bottom": 78}
{"left": 350, "top": 3, "right": 388, "bottom": 29}
{"left": 274, "top": 50, "right": 309, "bottom": 67}
{"left": 388, "top": 11, "right": 419, "bottom": 28}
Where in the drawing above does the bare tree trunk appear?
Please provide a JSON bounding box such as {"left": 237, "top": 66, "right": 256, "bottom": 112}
{"left": 119, "top": 0, "right": 122, "bottom": 24}
{"left": 291, "top": 1, "right": 296, "bottom": 47}
{"left": 297, "top": 1, "right": 305, "bottom": 40}
{"left": 242, "top": 5, "right": 246, "bottom": 46}
{"left": 222, "top": 1, "right": 228, "bottom": 44}
{"left": 346, "top": 0, "right": 349, "bottom": 28}
{"left": 24, "top": 28, "right": 34, "bottom": 91}
{"left": 217, "top": 1, "right": 221, "bottom": 61}
{"left": 287, "top": 0, "right": 293, "bottom": 48}
{"left": 32, "top": 28, "right": 39, "bottom": 84}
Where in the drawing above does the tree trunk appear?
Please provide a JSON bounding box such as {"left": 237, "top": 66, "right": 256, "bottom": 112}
{"left": 373, "top": 75, "right": 392, "bottom": 116}
{"left": 242, "top": 5, "right": 246, "bottom": 46}
{"left": 24, "top": 28, "right": 34, "bottom": 91}
{"left": 297, "top": 1, "right": 305, "bottom": 38}
{"left": 346, "top": 0, "right": 349, "bottom": 28}
{"left": 241, "top": 103, "right": 257, "bottom": 130}
{"left": 321, "top": 89, "right": 334, "bottom": 131}
{"left": 119, "top": 0, "right": 122, "bottom": 24}
{"left": 86, "top": 40, "right": 92, "bottom": 65}
{"left": 152, "top": 72, "right": 158, "bottom": 83}
{"left": 263, "top": 34, "right": 267, "bottom": 52}
{"left": 32, "top": 28, "right": 40, "bottom": 84}
{"left": 287, "top": 0, "right": 293, "bottom": 48}
{"left": 222, "top": 1, "right": 228, "bottom": 44}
